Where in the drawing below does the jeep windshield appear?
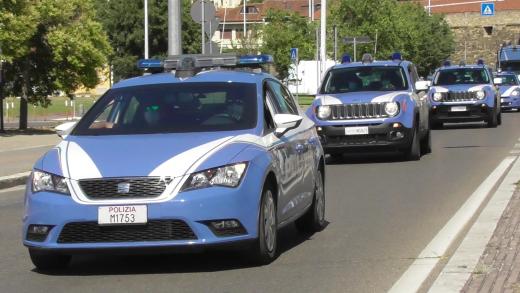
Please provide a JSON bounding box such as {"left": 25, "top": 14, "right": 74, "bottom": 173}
{"left": 320, "top": 66, "right": 409, "bottom": 94}
{"left": 434, "top": 68, "right": 490, "bottom": 85}
{"left": 498, "top": 74, "right": 519, "bottom": 86}
{"left": 72, "top": 82, "right": 258, "bottom": 135}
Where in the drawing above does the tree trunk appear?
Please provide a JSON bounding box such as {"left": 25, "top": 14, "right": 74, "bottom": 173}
{"left": 19, "top": 61, "right": 29, "bottom": 130}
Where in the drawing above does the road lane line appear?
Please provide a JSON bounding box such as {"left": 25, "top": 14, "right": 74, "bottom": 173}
{"left": 0, "top": 144, "right": 55, "bottom": 153}
{"left": 388, "top": 156, "right": 517, "bottom": 293}
{"left": 428, "top": 154, "right": 520, "bottom": 292}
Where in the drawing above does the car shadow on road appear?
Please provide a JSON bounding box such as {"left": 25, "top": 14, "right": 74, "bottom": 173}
{"left": 326, "top": 153, "right": 409, "bottom": 165}
{"left": 32, "top": 222, "right": 330, "bottom": 276}
{"left": 435, "top": 122, "right": 487, "bottom": 130}
{"left": 0, "top": 128, "right": 55, "bottom": 137}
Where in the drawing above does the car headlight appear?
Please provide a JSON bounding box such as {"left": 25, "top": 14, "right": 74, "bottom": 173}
{"left": 180, "top": 162, "right": 248, "bottom": 192}
{"left": 316, "top": 105, "right": 332, "bottom": 120}
{"left": 384, "top": 102, "right": 399, "bottom": 117}
{"left": 433, "top": 92, "right": 443, "bottom": 102}
{"left": 476, "top": 90, "right": 486, "bottom": 100}
{"left": 32, "top": 170, "right": 70, "bottom": 194}
{"left": 511, "top": 90, "right": 520, "bottom": 97}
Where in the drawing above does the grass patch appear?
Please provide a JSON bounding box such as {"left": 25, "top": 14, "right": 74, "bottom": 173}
{"left": 296, "top": 95, "right": 316, "bottom": 107}
{"left": 3, "top": 95, "right": 98, "bottom": 121}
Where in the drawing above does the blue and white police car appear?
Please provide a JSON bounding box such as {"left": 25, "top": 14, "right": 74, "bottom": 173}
{"left": 428, "top": 60, "right": 501, "bottom": 128}
{"left": 495, "top": 72, "right": 520, "bottom": 111}
{"left": 23, "top": 54, "right": 326, "bottom": 269}
{"left": 306, "top": 53, "right": 431, "bottom": 160}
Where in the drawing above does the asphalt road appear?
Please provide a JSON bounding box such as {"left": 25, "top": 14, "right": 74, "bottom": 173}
{"left": 1, "top": 113, "right": 520, "bottom": 293}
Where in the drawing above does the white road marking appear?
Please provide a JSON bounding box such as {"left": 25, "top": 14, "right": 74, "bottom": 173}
{"left": 0, "top": 144, "right": 56, "bottom": 153}
{"left": 510, "top": 149, "right": 520, "bottom": 154}
{"left": 388, "top": 156, "right": 517, "bottom": 293}
{"left": 428, "top": 155, "right": 520, "bottom": 292}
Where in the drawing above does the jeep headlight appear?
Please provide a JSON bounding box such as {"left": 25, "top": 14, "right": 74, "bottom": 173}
{"left": 180, "top": 162, "right": 248, "bottom": 192}
{"left": 511, "top": 90, "right": 520, "bottom": 97}
{"left": 476, "top": 90, "right": 486, "bottom": 100}
{"left": 433, "top": 92, "right": 443, "bottom": 102}
{"left": 32, "top": 170, "right": 70, "bottom": 194}
{"left": 316, "top": 105, "right": 332, "bottom": 120}
{"left": 384, "top": 102, "right": 399, "bottom": 117}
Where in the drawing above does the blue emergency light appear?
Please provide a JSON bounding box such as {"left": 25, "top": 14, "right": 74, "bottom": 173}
{"left": 443, "top": 60, "right": 451, "bottom": 67}
{"left": 459, "top": 60, "right": 466, "bottom": 66}
{"left": 237, "top": 54, "right": 274, "bottom": 65}
{"left": 137, "top": 59, "right": 163, "bottom": 69}
{"left": 391, "top": 52, "right": 402, "bottom": 61}
{"left": 341, "top": 54, "right": 352, "bottom": 64}
{"left": 476, "top": 59, "right": 485, "bottom": 65}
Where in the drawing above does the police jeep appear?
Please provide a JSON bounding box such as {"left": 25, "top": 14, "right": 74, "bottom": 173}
{"left": 428, "top": 60, "right": 501, "bottom": 128}
{"left": 495, "top": 71, "right": 520, "bottom": 111}
{"left": 23, "top": 54, "right": 326, "bottom": 269}
{"left": 306, "top": 53, "right": 431, "bottom": 161}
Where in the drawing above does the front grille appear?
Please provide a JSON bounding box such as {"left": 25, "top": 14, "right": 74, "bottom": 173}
{"left": 327, "top": 134, "right": 388, "bottom": 145}
{"left": 78, "top": 177, "right": 172, "bottom": 200}
{"left": 57, "top": 220, "right": 197, "bottom": 243}
{"left": 445, "top": 91, "right": 478, "bottom": 102}
{"left": 329, "top": 103, "right": 389, "bottom": 120}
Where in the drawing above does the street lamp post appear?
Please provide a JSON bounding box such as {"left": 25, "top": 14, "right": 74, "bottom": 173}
{"left": 144, "top": 0, "right": 149, "bottom": 59}
{"left": 0, "top": 46, "right": 4, "bottom": 133}
{"left": 168, "top": 0, "right": 182, "bottom": 55}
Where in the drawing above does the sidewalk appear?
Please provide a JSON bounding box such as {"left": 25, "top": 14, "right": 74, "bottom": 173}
{"left": 462, "top": 187, "right": 520, "bottom": 292}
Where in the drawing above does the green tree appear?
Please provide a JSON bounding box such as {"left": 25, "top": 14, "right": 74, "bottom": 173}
{"left": 330, "top": 0, "right": 454, "bottom": 76}
{"left": 1, "top": 0, "right": 112, "bottom": 129}
{"left": 261, "top": 10, "right": 317, "bottom": 80}
{"left": 95, "top": 0, "right": 202, "bottom": 81}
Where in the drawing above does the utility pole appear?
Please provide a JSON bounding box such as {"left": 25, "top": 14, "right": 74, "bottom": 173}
{"left": 168, "top": 0, "right": 182, "bottom": 55}
{"left": 0, "top": 47, "right": 4, "bottom": 133}
{"left": 144, "top": 0, "right": 149, "bottom": 59}
{"left": 243, "top": 0, "right": 247, "bottom": 41}
{"left": 201, "top": 0, "right": 206, "bottom": 54}
{"left": 320, "top": 0, "right": 326, "bottom": 75}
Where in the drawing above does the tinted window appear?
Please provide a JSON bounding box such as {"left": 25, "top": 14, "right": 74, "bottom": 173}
{"left": 267, "top": 80, "right": 298, "bottom": 115}
{"left": 321, "top": 66, "right": 409, "bottom": 94}
{"left": 434, "top": 68, "right": 490, "bottom": 85}
{"left": 73, "top": 82, "right": 257, "bottom": 135}
{"left": 498, "top": 75, "right": 519, "bottom": 86}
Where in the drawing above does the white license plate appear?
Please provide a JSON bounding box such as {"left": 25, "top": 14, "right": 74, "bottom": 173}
{"left": 98, "top": 205, "right": 147, "bottom": 225}
{"left": 345, "top": 127, "right": 369, "bottom": 136}
{"left": 451, "top": 106, "right": 467, "bottom": 112}
{"left": 501, "top": 98, "right": 505, "bottom": 103}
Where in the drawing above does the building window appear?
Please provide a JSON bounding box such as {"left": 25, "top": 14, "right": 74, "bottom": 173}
{"left": 240, "top": 6, "right": 259, "bottom": 14}
{"left": 483, "top": 26, "right": 493, "bottom": 36}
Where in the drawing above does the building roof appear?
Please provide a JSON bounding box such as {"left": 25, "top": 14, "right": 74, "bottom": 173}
{"left": 215, "top": 0, "right": 320, "bottom": 23}
{"left": 407, "top": 0, "right": 520, "bottom": 14}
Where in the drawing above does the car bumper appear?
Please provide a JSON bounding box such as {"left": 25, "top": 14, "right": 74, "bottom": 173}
{"left": 430, "top": 103, "right": 492, "bottom": 123}
{"left": 23, "top": 182, "right": 261, "bottom": 253}
{"left": 316, "top": 123, "right": 413, "bottom": 153}
{"left": 501, "top": 97, "right": 520, "bottom": 110}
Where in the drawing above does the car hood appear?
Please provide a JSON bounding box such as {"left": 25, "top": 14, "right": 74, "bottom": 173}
{"left": 316, "top": 91, "right": 409, "bottom": 105}
{"left": 430, "top": 84, "right": 488, "bottom": 93}
{"left": 49, "top": 132, "right": 251, "bottom": 180}
{"left": 499, "top": 85, "right": 519, "bottom": 96}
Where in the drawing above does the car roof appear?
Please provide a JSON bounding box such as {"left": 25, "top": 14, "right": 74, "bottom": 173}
{"left": 438, "top": 65, "right": 490, "bottom": 70}
{"left": 496, "top": 71, "right": 518, "bottom": 76}
{"left": 112, "top": 70, "right": 272, "bottom": 89}
{"left": 330, "top": 60, "right": 413, "bottom": 70}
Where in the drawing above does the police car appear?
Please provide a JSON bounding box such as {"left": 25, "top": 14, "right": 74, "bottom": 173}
{"left": 495, "top": 72, "right": 520, "bottom": 111}
{"left": 23, "top": 54, "right": 326, "bottom": 269}
{"left": 428, "top": 60, "right": 501, "bottom": 128}
{"left": 306, "top": 53, "right": 431, "bottom": 160}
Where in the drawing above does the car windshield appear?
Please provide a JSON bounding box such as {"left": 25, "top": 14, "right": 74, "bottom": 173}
{"left": 498, "top": 75, "right": 519, "bottom": 86}
{"left": 434, "top": 68, "right": 490, "bottom": 85}
{"left": 501, "top": 61, "right": 520, "bottom": 74}
{"left": 72, "top": 82, "right": 258, "bottom": 136}
{"left": 320, "top": 66, "right": 409, "bottom": 94}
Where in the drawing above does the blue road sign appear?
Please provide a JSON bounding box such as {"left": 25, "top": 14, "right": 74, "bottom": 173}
{"left": 481, "top": 3, "right": 495, "bottom": 16}
{"left": 290, "top": 48, "right": 298, "bottom": 62}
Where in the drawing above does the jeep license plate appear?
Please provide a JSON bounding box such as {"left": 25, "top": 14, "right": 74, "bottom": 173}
{"left": 345, "top": 127, "right": 369, "bottom": 136}
{"left": 98, "top": 205, "right": 147, "bottom": 225}
{"left": 451, "top": 106, "right": 467, "bottom": 112}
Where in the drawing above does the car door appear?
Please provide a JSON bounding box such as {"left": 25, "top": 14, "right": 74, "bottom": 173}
{"left": 409, "top": 64, "right": 429, "bottom": 133}
{"left": 265, "top": 79, "right": 313, "bottom": 222}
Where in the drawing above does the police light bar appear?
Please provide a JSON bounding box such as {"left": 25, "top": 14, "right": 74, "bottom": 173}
{"left": 361, "top": 53, "right": 373, "bottom": 64}
{"left": 443, "top": 60, "right": 451, "bottom": 67}
{"left": 476, "top": 59, "right": 485, "bottom": 65}
{"left": 137, "top": 59, "right": 163, "bottom": 69}
{"left": 459, "top": 60, "right": 466, "bottom": 66}
{"left": 391, "top": 52, "right": 402, "bottom": 61}
{"left": 164, "top": 54, "right": 238, "bottom": 71}
{"left": 341, "top": 54, "right": 352, "bottom": 64}
{"left": 237, "top": 54, "right": 273, "bottom": 65}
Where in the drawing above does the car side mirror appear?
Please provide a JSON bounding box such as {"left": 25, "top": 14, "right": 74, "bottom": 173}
{"left": 55, "top": 121, "right": 77, "bottom": 139}
{"left": 415, "top": 80, "right": 431, "bottom": 91}
{"left": 273, "top": 114, "right": 303, "bottom": 136}
{"left": 493, "top": 77, "right": 503, "bottom": 85}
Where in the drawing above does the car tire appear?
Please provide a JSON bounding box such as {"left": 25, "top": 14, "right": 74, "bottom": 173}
{"left": 431, "top": 121, "right": 443, "bottom": 129}
{"left": 420, "top": 128, "right": 432, "bottom": 154}
{"left": 29, "top": 249, "right": 71, "bottom": 270}
{"left": 329, "top": 153, "right": 343, "bottom": 161}
{"left": 250, "top": 184, "right": 278, "bottom": 265}
{"left": 487, "top": 109, "right": 498, "bottom": 128}
{"left": 497, "top": 111, "right": 502, "bottom": 125}
{"left": 295, "top": 168, "right": 326, "bottom": 234}
{"left": 405, "top": 127, "right": 421, "bottom": 161}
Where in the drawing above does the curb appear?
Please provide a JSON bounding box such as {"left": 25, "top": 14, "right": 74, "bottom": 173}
{"left": 0, "top": 172, "right": 30, "bottom": 190}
